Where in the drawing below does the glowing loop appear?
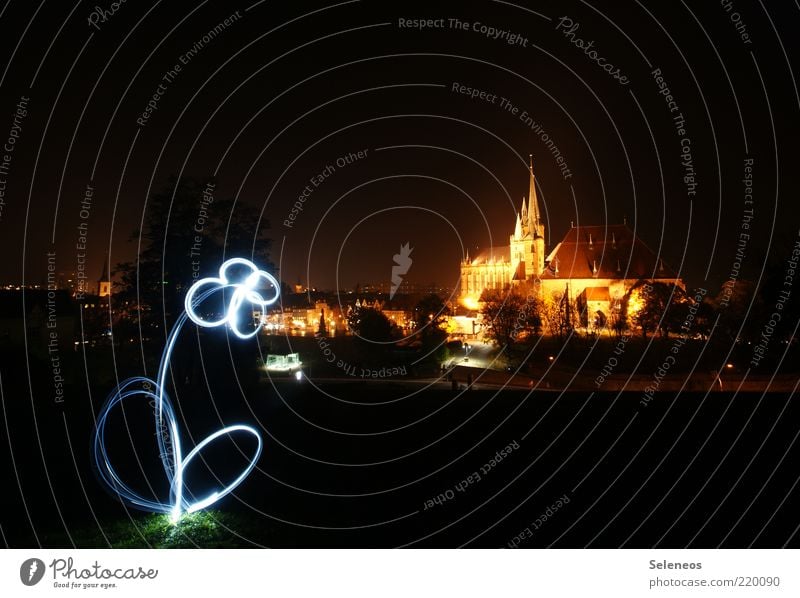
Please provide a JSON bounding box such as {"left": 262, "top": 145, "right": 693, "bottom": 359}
{"left": 185, "top": 258, "right": 280, "bottom": 339}
{"left": 93, "top": 258, "right": 275, "bottom": 522}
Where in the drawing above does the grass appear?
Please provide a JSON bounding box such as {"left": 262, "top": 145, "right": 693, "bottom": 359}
{"left": 61, "top": 510, "right": 269, "bottom": 548}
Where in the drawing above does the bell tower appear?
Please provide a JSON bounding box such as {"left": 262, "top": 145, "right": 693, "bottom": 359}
{"left": 527, "top": 156, "right": 545, "bottom": 278}
{"left": 509, "top": 205, "right": 526, "bottom": 281}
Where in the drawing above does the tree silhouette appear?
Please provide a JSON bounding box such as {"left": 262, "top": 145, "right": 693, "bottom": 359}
{"left": 628, "top": 282, "right": 675, "bottom": 338}
{"left": 114, "top": 177, "right": 273, "bottom": 331}
{"left": 480, "top": 289, "right": 542, "bottom": 348}
{"left": 712, "top": 280, "right": 761, "bottom": 343}
{"left": 413, "top": 294, "right": 449, "bottom": 341}
{"left": 540, "top": 288, "right": 578, "bottom": 337}
{"left": 347, "top": 307, "right": 393, "bottom": 343}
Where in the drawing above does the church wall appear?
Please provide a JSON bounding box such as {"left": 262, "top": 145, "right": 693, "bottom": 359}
{"left": 457, "top": 163, "right": 685, "bottom": 313}
{"left": 459, "top": 260, "right": 514, "bottom": 300}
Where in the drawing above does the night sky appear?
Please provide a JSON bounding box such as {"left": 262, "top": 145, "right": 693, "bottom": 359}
{"left": 4, "top": 0, "right": 800, "bottom": 554}
{"left": 0, "top": 0, "right": 798, "bottom": 292}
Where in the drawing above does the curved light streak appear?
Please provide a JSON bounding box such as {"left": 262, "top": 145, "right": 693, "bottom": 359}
{"left": 93, "top": 258, "right": 278, "bottom": 522}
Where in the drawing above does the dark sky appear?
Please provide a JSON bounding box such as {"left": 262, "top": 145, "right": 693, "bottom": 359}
{"left": 0, "top": 0, "right": 798, "bottom": 292}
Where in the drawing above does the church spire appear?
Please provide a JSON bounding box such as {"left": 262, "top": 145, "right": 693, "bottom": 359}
{"left": 97, "top": 252, "right": 111, "bottom": 298}
{"left": 99, "top": 256, "right": 109, "bottom": 282}
{"left": 528, "top": 155, "right": 542, "bottom": 238}
{"left": 514, "top": 212, "right": 522, "bottom": 239}
{"left": 520, "top": 197, "right": 529, "bottom": 236}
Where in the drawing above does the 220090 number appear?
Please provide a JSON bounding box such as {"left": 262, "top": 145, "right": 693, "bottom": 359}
{"left": 736, "top": 576, "right": 780, "bottom": 587}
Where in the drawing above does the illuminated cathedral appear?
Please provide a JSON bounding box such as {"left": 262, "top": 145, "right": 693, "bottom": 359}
{"left": 459, "top": 158, "right": 684, "bottom": 327}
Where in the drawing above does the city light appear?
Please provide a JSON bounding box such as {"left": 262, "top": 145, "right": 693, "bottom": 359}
{"left": 184, "top": 257, "right": 280, "bottom": 339}
{"left": 462, "top": 296, "right": 480, "bottom": 311}
{"left": 93, "top": 258, "right": 277, "bottom": 522}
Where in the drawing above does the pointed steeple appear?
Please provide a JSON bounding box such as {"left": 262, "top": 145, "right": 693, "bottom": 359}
{"left": 514, "top": 212, "right": 522, "bottom": 239}
{"left": 528, "top": 155, "right": 542, "bottom": 238}
{"left": 99, "top": 256, "right": 109, "bottom": 282}
{"left": 520, "top": 197, "right": 529, "bottom": 236}
{"left": 97, "top": 252, "right": 111, "bottom": 297}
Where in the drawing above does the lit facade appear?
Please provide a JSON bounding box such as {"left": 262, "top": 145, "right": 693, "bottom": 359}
{"left": 460, "top": 159, "right": 684, "bottom": 327}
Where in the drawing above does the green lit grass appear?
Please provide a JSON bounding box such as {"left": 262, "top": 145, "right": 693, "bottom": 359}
{"left": 61, "top": 510, "right": 271, "bottom": 548}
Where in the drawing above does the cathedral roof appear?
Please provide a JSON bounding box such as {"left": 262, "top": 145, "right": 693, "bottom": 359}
{"left": 468, "top": 245, "right": 510, "bottom": 265}
{"left": 540, "top": 224, "right": 679, "bottom": 281}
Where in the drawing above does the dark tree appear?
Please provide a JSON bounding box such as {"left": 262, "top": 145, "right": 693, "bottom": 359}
{"left": 413, "top": 294, "right": 450, "bottom": 341}
{"left": 347, "top": 307, "right": 393, "bottom": 343}
{"left": 713, "top": 280, "right": 763, "bottom": 344}
{"left": 480, "top": 289, "right": 542, "bottom": 348}
{"left": 114, "top": 177, "right": 273, "bottom": 330}
{"left": 669, "top": 288, "right": 713, "bottom": 340}
{"left": 609, "top": 297, "right": 629, "bottom": 337}
{"left": 541, "top": 287, "right": 578, "bottom": 337}
{"left": 629, "top": 282, "right": 679, "bottom": 338}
